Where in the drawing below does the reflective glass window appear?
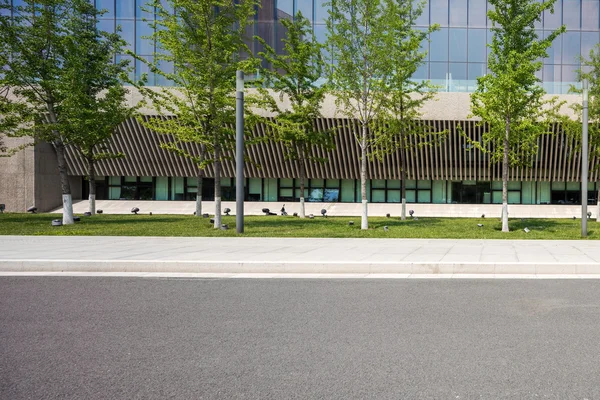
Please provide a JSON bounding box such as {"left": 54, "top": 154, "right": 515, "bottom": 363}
{"left": 117, "top": 54, "right": 135, "bottom": 82}
{"left": 315, "top": 1, "right": 330, "bottom": 23}
{"left": 117, "top": 20, "right": 135, "bottom": 51}
{"left": 543, "top": 64, "right": 561, "bottom": 81}
{"left": 414, "top": 0, "right": 429, "bottom": 26}
{"left": 136, "top": 56, "right": 154, "bottom": 85}
{"left": 467, "top": 62, "right": 485, "bottom": 80}
{"left": 156, "top": 60, "right": 174, "bottom": 86}
{"left": 258, "top": 0, "right": 274, "bottom": 22}
{"left": 136, "top": 20, "right": 154, "bottom": 55}
{"left": 449, "top": 28, "right": 467, "bottom": 62}
{"left": 136, "top": 0, "right": 153, "bottom": 20}
{"left": 467, "top": 28, "right": 486, "bottom": 62}
{"left": 430, "top": 62, "right": 448, "bottom": 80}
{"left": 116, "top": 0, "right": 135, "bottom": 18}
{"left": 562, "top": 31, "right": 581, "bottom": 64}
{"left": 582, "top": 0, "right": 599, "bottom": 30}
{"left": 562, "top": 65, "right": 578, "bottom": 82}
{"left": 449, "top": 0, "right": 467, "bottom": 26}
{"left": 413, "top": 63, "right": 428, "bottom": 79}
{"left": 431, "top": 0, "right": 448, "bottom": 26}
{"left": 486, "top": 2, "right": 495, "bottom": 27}
{"left": 276, "top": 0, "right": 293, "bottom": 18}
{"left": 417, "top": 27, "right": 429, "bottom": 61}
{"left": 96, "top": 0, "right": 115, "bottom": 18}
{"left": 563, "top": 0, "right": 581, "bottom": 29}
{"left": 97, "top": 19, "right": 114, "bottom": 34}
{"left": 544, "top": 30, "right": 562, "bottom": 64}
{"left": 543, "top": 2, "right": 561, "bottom": 29}
{"left": 157, "top": 0, "right": 173, "bottom": 16}
{"left": 430, "top": 28, "right": 448, "bottom": 61}
{"left": 449, "top": 62, "right": 467, "bottom": 80}
{"left": 581, "top": 31, "right": 599, "bottom": 59}
{"left": 297, "top": 0, "right": 313, "bottom": 21}
{"left": 468, "top": 0, "right": 486, "bottom": 27}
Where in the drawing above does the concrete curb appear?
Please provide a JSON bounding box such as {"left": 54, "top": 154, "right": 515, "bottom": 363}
{"left": 2, "top": 259, "right": 600, "bottom": 275}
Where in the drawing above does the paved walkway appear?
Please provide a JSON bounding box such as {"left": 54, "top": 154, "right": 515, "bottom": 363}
{"left": 2, "top": 236, "right": 600, "bottom": 277}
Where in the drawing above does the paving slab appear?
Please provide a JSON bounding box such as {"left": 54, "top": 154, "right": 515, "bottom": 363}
{"left": 1, "top": 236, "right": 600, "bottom": 276}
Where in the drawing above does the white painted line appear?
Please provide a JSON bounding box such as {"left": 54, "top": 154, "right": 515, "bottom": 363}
{"left": 1, "top": 271, "right": 597, "bottom": 279}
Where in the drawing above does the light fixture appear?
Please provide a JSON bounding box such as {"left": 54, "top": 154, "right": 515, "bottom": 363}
{"left": 588, "top": 211, "right": 592, "bottom": 218}
{"left": 149, "top": 212, "right": 153, "bottom": 216}
{"left": 73, "top": 216, "right": 80, "bottom": 222}
{"left": 524, "top": 227, "right": 530, "bottom": 233}
{"left": 51, "top": 219, "right": 62, "bottom": 226}
{"left": 84, "top": 212, "right": 92, "bottom": 217}
{"left": 0, "top": 204, "right": 5, "bottom": 213}
{"left": 293, "top": 212, "right": 298, "bottom": 217}
{"left": 386, "top": 213, "right": 390, "bottom": 218}
{"left": 203, "top": 213, "right": 209, "bottom": 218}
{"left": 281, "top": 204, "right": 287, "bottom": 215}
{"left": 409, "top": 210, "right": 414, "bottom": 217}
{"left": 224, "top": 208, "right": 231, "bottom": 216}
{"left": 477, "top": 223, "right": 483, "bottom": 227}
{"left": 97, "top": 209, "right": 103, "bottom": 214}
{"left": 321, "top": 209, "right": 327, "bottom": 217}
{"left": 221, "top": 224, "right": 229, "bottom": 230}
{"left": 481, "top": 214, "right": 485, "bottom": 218}
{"left": 309, "top": 214, "right": 314, "bottom": 219}
{"left": 27, "top": 206, "right": 37, "bottom": 213}
{"left": 383, "top": 226, "right": 388, "bottom": 232}
{"left": 131, "top": 207, "right": 140, "bottom": 215}
{"left": 348, "top": 221, "right": 354, "bottom": 225}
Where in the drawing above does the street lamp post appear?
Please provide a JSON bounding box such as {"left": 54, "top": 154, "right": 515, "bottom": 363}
{"left": 236, "top": 70, "right": 245, "bottom": 234}
{"left": 582, "top": 79, "right": 589, "bottom": 237}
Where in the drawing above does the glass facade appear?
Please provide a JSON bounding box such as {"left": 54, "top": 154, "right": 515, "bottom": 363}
{"left": 85, "top": 176, "right": 600, "bottom": 206}
{"left": 6, "top": 0, "right": 594, "bottom": 92}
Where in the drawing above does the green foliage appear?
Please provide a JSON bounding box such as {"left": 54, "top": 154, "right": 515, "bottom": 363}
{"left": 0, "top": 0, "right": 132, "bottom": 188}
{"left": 132, "top": 0, "right": 259, "bottom": 170}
{"left": 470, "top": 0, "right": 565, "bottom": 167}
{"left": 372, "top": 0, "right": 444, "bottom": 170}
{"left": 256, "top": 12, "right": 332, "bottom": 171}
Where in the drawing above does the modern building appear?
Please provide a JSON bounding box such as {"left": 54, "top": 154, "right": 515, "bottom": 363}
{"left": 1, "top": 0, "right": 599, "bottom": 212}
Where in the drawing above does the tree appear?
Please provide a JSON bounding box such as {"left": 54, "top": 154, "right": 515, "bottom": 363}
{"left": 133, "top": 0, "right": 258, "bottom": 228}
{"left": 58, "top": 5, "right": 135, "bottom": 215}
{"left": 469, "top": 0, "right": 565, "bottom": 232}
{"left": 257, "top": 12, "right": 330, "bottom": 218}
{"left": 0, "top": 0, "right": 128, "bottom": 223}
{"left": 326, "top": 0, "right": 394, "bottom": 230}
{"left": 373, "top": 0, "right": 442, "bottom": 221}
{"left": 572, "top": 45, "right": 600, "bottom": 222}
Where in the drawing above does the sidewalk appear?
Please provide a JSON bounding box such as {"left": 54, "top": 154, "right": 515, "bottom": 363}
{"left": 2, "top": 236, "right": 600, "bottom": 276}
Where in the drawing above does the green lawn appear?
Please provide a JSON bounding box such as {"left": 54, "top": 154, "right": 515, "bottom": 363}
{"left": 0, "top": 213, "right": 596, "bottom": 239}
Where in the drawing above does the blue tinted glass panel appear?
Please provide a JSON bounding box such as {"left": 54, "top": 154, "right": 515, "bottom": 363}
{"left": 258, "top": 0, "right": 274, "bottom": 22}
{"left": 449, "top": 0, "right": 467, "bottom": 26}
{"left": 582, "top": 0, "right": 599, "bottom": 29}
{"left": 315, "top": 1, "right": 330, "bottom": 23}
{"left": 117, "top": 20, "right": 135, "bottom": 51}
{"left": 136, "top": 0, "right": 153, "bottom": 20}
{"left": 136, "top": 56, "right": 154, "bottom": 85}
{"left": 543, "top": 64, "right": 561, "bottom": 81}
{"left": 156, "top": 60, "right": 174, "bottom": 86}
{"left": 297, "top": 0, "right": 312, "bottom": 21}
{"left": 136, "top": 20, "right": 154, "bottom": 55}
{"left": 413, "top": 63, "right": 428, "bottom": 79}
{"left": 414, "top": 0, "right": 429, "bottom": 26}
{"left": 314, "top": 24, "right": 329, "bottom": 62}
{"left": 430, "top": 28, "right": 448, "bottom": 61}
{"left": 96, "top": 0, "right": 115, "bottom": 18}
{"left": 449, "top": 28, "right": 467, "bottom": 62}
{"left": 430, "top": 62, "right": 448, "bottom": 79}
{"left": 116, "top": 0, "right": 135, "bottom": 18}
{"left": 545, "top": 30, "right": 562, "bottom": 64}
{"left": 581, "top": 31, "right": 599, "bottom": 59}
{"left": 97, "top": 18, "right": 114, "bottom": 34}
{"left": 467, "top": 28, "right": 486, "bottom": 62}
{"left": 116, "top": 54, "right": 135, "bottom": 82}
{"left": 417, "top": 27, "right": 429, "bottom": 61}
{"left": 431, "top": 0, "right": 448, "bottom": 26}
{"left": 449, "top": 62, "right": 467, "bottom": 80}
{"left": 563, "top": 0, "right": 580, "bottom": 29}
{"left": 276, "top": 0, "right": 293, "bottom": 18}
{"left": 544, "top": 2, "right": 561, "bottom": 29}
{"left": 467, "top": 62, "right": 485, "bottom": 80}
{"left": 275, "top": 20, "right": 288, "bottom": 54}
{"left": 468, "top": 0, "right": 486, "bottom": 27}
{"left": 158, "top": 0, "right": 173, "bottom": 16}
{"left": 562, "top": 31, "right": 581, "bottom": 64}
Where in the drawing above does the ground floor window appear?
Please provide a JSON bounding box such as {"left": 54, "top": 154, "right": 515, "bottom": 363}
{"left": 85, "top": 176, "right": 597, "bottom": 205}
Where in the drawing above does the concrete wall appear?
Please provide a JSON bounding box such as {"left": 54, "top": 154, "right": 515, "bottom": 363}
{"left": 0, "top": 136, "right": 34, "bottom": 212}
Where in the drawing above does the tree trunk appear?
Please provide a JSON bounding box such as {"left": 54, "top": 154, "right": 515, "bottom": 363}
{"left": 299, "top": 156, "right": 306, "bottom": 219}
{"left": 400, "top": 141, "right": 406, "bottom": 221}
{"left": 196, "top": 171, "right": 203, "bottom": 217}
{"left": 55, "top": 141, "right": 74, "bottom": 225}
{"left": 214, "top": 146, "right": 222, "bottom": 229}
{"left": 502, "top": 118, "right": 510, "bottom": 232}
{"left": 87, "top": 158, "right": 96, "bottom": 215}
{"left": 360, "top": 123, "right": 368, "bottom": 230}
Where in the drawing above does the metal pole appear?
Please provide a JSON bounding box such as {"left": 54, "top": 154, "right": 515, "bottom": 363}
{"left": 582, "top": 79, "right": 589, "bottom": 237}
{"left": 236, "top": 70, "right": 245, "bottom": 234}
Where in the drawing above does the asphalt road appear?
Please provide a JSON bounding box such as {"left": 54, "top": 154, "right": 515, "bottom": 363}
{"left": 2, "top": 278, "right": 600, "bottom": 399}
